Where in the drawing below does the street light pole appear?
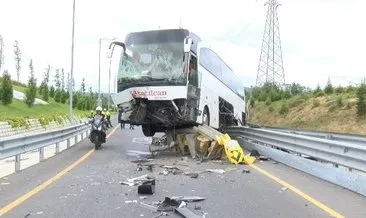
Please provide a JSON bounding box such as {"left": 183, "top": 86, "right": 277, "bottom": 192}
{"left": 108, "top": 58, "right": 112, "bottom": 110}
{"left": 97, "top": 37, "right": 117, "bottom": 108}
{"left": 69, "top": 0, "right": 76, "bottom": 118}
{"left": 97, "top": 38, "right": 102, "bottom": 107}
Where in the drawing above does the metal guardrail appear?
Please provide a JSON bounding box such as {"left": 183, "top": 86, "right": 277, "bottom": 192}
{"left": 225, "top": 126, "right": 366, "bottom": 196}
{"left": 226, "top": 127, "right": 366, "bottom": 172}
{"left": 249, "top": 124, "right": 366, "bottom": 146}
{"left": 0, "top": 123, "right": 90, "bottom": 172}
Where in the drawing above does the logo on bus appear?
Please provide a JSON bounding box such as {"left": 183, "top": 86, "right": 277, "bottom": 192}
{"left": 130, "top": 89, "right": 167, "bottom": 97}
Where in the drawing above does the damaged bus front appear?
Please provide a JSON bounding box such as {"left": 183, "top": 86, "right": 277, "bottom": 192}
{"left": 110, "top": 29, "right": 202, "bottom": 137}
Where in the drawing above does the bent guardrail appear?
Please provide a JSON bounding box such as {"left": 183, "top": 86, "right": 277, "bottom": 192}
{"left": 0, "top": 123, "right": 90, "bottom": 172}
{"left": 225, "top": 126, "right": 366, "bottom": 196}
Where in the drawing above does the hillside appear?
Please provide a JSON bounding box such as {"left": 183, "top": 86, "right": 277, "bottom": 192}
{"left": 0, "top": 98, "right": 89, "bottom": 121}
{"left": 249, "top": 93, "right": 366, "bottom": 135}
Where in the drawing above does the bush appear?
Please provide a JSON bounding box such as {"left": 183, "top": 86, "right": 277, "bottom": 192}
{"left": 289, "top": 98, "right": 305, "bottom": 108}
{"left": 314, "top": 91, "right": 324, "bottom": 97}
{"left": 356, "top": 83, "right": 366, "bottom": 117}
{"left": 1, "top": 70, "right": 13, "bottom": 105}
{"left": 324, "top": 78, "right": 334, "bottom": 95}
{"left": 335, "top": 86, "right": 345, "bottom": 94}
{"left": 312, "top": 99, "right": 320, "bottom": 108}
{"left": 268, "top": 106, "right": 274, "bottom": 112}
{"left": 336, "top": 96, "right": 344, "bottom": 107}
{"left": 346, "top": 85, "right": 357, "bottom": 94}
{"left": 250, "top": 97, "right": 255, "bottom": 108}
{"left": 313, "top": 84, "right": 324, "bottom": 97}
{"left": 7, "top": 117, "right": 29, "bottom": 128}
{"left": 258, "top": 91, "right": 268, "bottom": 102}
{"left": 265, "top": 97, "right": 271, "bottom": 106}
{"left": 346, "top": 101, "right": 352, "bottom": 109}
{"left": 279, "top": 101, "right": 289, "bottom": 115}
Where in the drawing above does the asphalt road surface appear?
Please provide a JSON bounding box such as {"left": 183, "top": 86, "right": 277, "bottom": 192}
{"left": 1, "top": 123, "right": 366, "bottom": 218}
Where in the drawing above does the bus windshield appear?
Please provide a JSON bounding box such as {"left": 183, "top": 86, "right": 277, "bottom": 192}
{"left": 117, "top": 30, "right": 189, "bottom": 89}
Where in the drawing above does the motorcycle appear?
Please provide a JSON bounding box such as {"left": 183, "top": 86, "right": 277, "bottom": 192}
{"left": 89, "top": 115, "right": 106, "bottom": 150}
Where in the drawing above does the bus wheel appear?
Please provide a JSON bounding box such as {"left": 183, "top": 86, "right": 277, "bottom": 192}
{"left": 202, "top": 108, "right": 210, "bottom": 126}
{"left": 142, "top": 124, "right": 156, "bottom": 137}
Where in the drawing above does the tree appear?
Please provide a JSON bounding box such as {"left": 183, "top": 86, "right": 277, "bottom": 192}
{"left": 39, "top": 65, "right": 51, "bottom": 101}
{"left": 0, "top": 35, "right": 4, "bottom": 72}
{"left": 61, "top": 89, "right": 68, "bottom": 103}
{"left": 1, "top": 70, "right": 13, "bottom": 105}
{"left": 49, "top": 86, "right": 55, "bottom": 98}
{"left": 324, "top": 77, "right": 334, "bottom": 95}
{"left": 313, "top": 83, "right": 324, "bottom": 97}
{"left": 80, "top": 78, "right": 86, "bottom": 95}
{"left": 61, "top": 68, "right": 65, "bottom": 90}
{"left": 25, "top": 60, "right": 37, "bottom": 107}
{"left": 357, "top": 82, "right": 366, "bottom": 117}
{"left": 54, "top": 68, "right": 61, "bottom": 89}
{"left": 14, "top": 40, "right": 22, "bottom": 82}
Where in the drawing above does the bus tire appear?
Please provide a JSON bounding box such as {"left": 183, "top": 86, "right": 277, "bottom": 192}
{"left": 142, "top": 124, "right": 156, "bottom": 137}
{"left": 202, "top": 107, "right": 210, "bottom": 126}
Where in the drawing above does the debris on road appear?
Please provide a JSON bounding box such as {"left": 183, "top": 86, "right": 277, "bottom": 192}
{"left": 175, "top": 207, "right": 202, "bottom": 218}
{"left": 194, "top": 205, "right": 201, "bottom": 210}
{"left": 125, "top": 200, "right": 138, "bottom": 204}
{"left": 242, "top": 169, "right": 251, "bottom": 174}
{"left": 190, "top": 173, "right": 199, "bottom": 178}
{"left": 205, "top": 169, "right": 225, "bottom": 174}
{"left": 281, "top": 187, "right": 288, "bottom": 192}
{"left": 131, "top": 159, "right": 152, "bottom": 164}
{"left": 258, "top": 156, "right": 270, "bottom": 161}
{"left": 153, "top": 212, "right": 168, "bottom": 218}
{"left": 159, "top": 165, "right": 184, "bottom": 175}
{"left": 138, "top": 180, "right": 155, "bottom": 195}
{"left": 120, "top": 174, "right": 155, "bottom": 186}
{"left": 171, "top": 196, "right": 205, "bottom": 202}
{"left": 126, "top": 150, "right": 153, "bottom": 158}
{"left": 140, "top": 196, "right": 148, "bottom": 200}
{"left": 140, "top": 202, "right": 158, "bottom": 212}
{"left": 157, "top": 197, "right": 181, "bottom": 212}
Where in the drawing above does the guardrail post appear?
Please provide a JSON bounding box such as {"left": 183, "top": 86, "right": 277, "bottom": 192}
{"left": 81, "top": 132, "right": 84, "bottom": 140}
{"left": 67, "top": 138, "right": 71, "bottom": 149}
{"left": 56, "top": 142, "right": 60, "bottom": 154}
{"left": 15, "top": 154, "right": 21, "bottom": 172}
{"left": 39, "top": 147, "right": 45, "bottom": 162}
{"left": 75, "top": 135, "right": 78, "bottom": 144}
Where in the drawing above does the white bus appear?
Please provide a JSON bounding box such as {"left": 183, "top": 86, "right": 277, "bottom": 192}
{"left": 110, "top": 29, "right": 246, "bottom": 136}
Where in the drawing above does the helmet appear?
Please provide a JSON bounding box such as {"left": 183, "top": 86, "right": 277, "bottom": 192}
{"left": 96, "top": 106, "right": 102, "bottom": 111}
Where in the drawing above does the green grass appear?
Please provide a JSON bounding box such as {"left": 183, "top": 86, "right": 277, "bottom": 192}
{"left": 12, "top": 85, "right": 27, "bottom": 93}
{"left": 0, "top": 98, "right": 89, "bottom": 121}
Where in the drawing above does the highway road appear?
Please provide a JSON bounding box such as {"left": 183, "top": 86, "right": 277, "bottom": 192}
{"left": 1, "top": 123, "right": 366, "bottom": 218}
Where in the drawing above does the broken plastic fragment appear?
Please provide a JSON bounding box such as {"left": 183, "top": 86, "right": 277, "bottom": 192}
{"left": 205, "top": 169, "right": 225, "bottom": 174}
{"left": 170, "top": 196, "right": 206, "bottom": 202}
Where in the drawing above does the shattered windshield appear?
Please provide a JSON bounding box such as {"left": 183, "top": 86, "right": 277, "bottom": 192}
{"left": 117, "top": 42, "right": 185, "bottom": 86}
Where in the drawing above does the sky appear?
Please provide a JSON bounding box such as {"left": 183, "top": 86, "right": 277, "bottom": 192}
{"left": 0, "top": 0, "right": 365, "bottom": 93}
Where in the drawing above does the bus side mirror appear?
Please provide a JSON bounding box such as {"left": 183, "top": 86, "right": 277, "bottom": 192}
{"left": 108, "top": 41, "right": 126, "bottom": 58}
{"left": 184, "top": 37, "right": 192, "bottom": 53}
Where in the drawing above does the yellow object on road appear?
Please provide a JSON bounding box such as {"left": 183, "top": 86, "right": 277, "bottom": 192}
{"left": 216, "top": 133, "right": 256, "bottom": 165}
